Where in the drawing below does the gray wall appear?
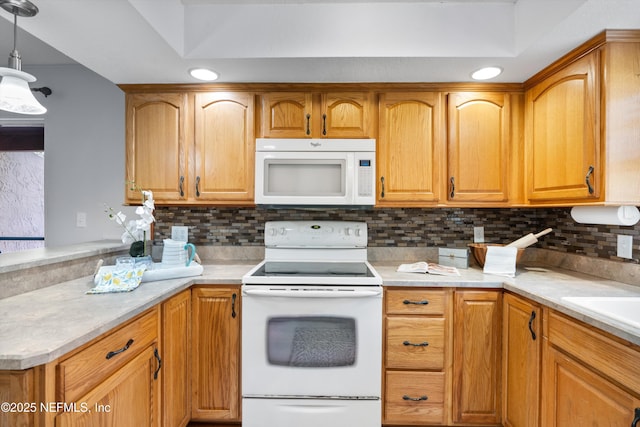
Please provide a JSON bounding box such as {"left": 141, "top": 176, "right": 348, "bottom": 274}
{"left": 0, "top": 64, "right": 135, "bottom": 247}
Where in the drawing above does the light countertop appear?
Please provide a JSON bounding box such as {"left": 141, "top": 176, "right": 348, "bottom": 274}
{"left": 1, "top": 261, "right": 639, "bottom": 370}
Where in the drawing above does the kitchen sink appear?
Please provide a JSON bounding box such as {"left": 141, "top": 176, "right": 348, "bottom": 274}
{"left": 561, "top": 297, "right": 640, "bottom": 329}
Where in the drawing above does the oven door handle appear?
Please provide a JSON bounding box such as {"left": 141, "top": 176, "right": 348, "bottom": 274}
{"left": 243, "top": 289, "right": 382, "bottom": 298}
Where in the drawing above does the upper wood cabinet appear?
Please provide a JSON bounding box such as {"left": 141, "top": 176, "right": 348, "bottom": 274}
{"left": 502, "top": 292, "right": 541, "bottom": 427}
{"left": 125, "top": 91, "right": 255, "bottom": 205}
{"left": 447, "top": 92, "right": 512, "bottom": 204}
{"left": 194, "top": 92, "right": 255, "bottom": 203}
{"left": 377, "top": 92, "right": 444, "bottom": 206}
{"left": 525, "top": 53, "right": 599, "bottom": 203}
{"left": 260, "top": 91, "right": 373, "bottom": 138}
{"left": 125, "top": 93, "right": 188, "bottom": 203}
{"left": 524, "top": 32, "right": 640, "bottom": 205}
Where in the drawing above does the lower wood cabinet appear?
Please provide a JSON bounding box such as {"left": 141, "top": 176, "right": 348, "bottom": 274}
{"left": 55, "top": 308, "right": 161, "bottom": 427}
{"left": 191, "top": 286, "right": 241, "bottom": 422}
{"left": 452, "top": 290, "right": 502, "bottom": 425}
{"left": 161, "top": 290, "right": 191, "bottom": 427}
{"left": 542, "top": 309, "right": 640, "bottom": 427}
{"left": 383, "top": 288, "right": 452, "bottom": 425}
{"left": 502, "top": 292, "right": 541, "bottom": 427}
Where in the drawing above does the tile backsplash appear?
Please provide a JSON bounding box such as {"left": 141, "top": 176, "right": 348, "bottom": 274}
{"left": 153, "top": 207, "right": 640, "bottom": 264}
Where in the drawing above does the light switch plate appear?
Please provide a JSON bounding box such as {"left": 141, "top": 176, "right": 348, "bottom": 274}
{"left": 617, "top": 234, "right": 633, "bottom": 259}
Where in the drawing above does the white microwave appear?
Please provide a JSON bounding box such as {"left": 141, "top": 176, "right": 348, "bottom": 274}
{"left": 255, "top": 138, "right": 376, "bottom": 207}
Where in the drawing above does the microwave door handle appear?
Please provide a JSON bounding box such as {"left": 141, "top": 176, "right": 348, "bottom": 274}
{"left": 243, "top": 289, "right": 382, "bottom": 298}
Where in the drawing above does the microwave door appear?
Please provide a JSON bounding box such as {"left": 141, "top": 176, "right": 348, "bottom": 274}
{"left": 256, "top": 152, "right": 353, "bottom": 205}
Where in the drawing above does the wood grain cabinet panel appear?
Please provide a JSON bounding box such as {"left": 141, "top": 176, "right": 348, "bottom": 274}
{"left": 194, "top": 92, "right": 255, "bottom": 203}
{"left": 125, "top": 93, "right": 188, "bottom": 203}
{"left": 56, "top": 345, "right": 160, "bottom": 427}
{"left": 447, "top": 92, "right": 511, "bottom": 204}
{"left": 191, "top": 286, "right": 241, "bottom": 422}
{"left": 161, "top": 290, "right": 191, "bottom": 427}
{"left": 385, "top": 371, "right": 446, "bottom": 425}
{"left": 542, "top": 309, "right": 640, "bottom": 427}
{"left": 452, "top": 290, "right": 502, "bottom": 425}
{"left": 377, "top": 92, "right": 444, "bottom": 206}
{"left": 502, "top": 292, "right": 541, "bottom": 427}
{"left": 260, "top": 91, "right": 373, "bottom": 138}
{"left": 56, "top": 309, "right": 159, "bottom": 404}
{"left": 525, "top": 52, "right": 599, "bottom": 203}
{"left": 383, "top": 288, "right": 451, "bottom": 425}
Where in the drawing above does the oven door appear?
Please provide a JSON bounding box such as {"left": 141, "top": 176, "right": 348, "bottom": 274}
{"left": 241, "top": 285, "right": 382, "bottom": 398}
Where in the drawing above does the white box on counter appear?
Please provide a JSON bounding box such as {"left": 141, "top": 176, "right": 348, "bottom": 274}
{"left": 438, "top": 247, "right": 469, "bottom": 269}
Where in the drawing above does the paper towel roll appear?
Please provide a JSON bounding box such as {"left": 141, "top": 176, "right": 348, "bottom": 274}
{"left": 570, "top": 206, "right": 640, "bottom": 226}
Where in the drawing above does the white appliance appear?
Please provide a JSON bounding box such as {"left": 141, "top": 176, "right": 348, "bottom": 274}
{"left": 242, "top": 221, "right": 382, "bottom": 427}
{"left": 254, "top": 138, "right": 376, "bottom": 206}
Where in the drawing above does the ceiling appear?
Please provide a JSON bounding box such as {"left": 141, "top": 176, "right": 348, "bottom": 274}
{"left": 0, "top": 0, "right": 639, "bottom": 84}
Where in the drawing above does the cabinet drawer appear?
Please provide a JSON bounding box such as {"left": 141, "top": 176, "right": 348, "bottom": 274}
{"left": 384, "top": 371, "right": 445, "bottom": 425}
{"left": 386, "top": 289, "right": 446, "bottom": 315}
{"left": 57, "top": 309, "right": 158, "bottom": 403}
{"left": 386, "top": 317, "right": 445, "bottom": 370}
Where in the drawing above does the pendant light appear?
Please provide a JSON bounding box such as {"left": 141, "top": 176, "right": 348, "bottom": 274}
{"left": 0, "top": 0, "right": 46, "bottom": 115}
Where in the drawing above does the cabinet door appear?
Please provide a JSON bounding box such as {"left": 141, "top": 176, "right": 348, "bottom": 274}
{"left": 56, "top": 345, "right": 160, "bottom": 427}
{"left": 321, "top": 92, "right": 373, "bottom": 138}
{"left": 453, "top": 290, "right": 502, "bottom": 424}
{"left": 447, "top": 92, "right": 510, "bottom": 203}
{"left": 542, "top": 345, "right": 640, "bottom": 427}
{"left": 161, "top": 290, "right": 191, "bottom": 427}
{"left": 191, "top": 287, "right": 240, "bottom": 421}
{"left": 261, "top": 92, "right": 313, "bottom": 138}
{"left": 502, "top": 293, "right": 541, "bottom": 427}
{"left": 125, "top": 93, "right": 188, "bottom": 203}
{"left": 526, "top": 52, "right": 599, "bottom": 202}
{"left": 378, "top": 92, "right": 444, "bottom": 206}
{"left": 194, "top": 92, "right": 255, "bottom": 203}
{"left": 0, "top": 370, "right": 35, "bottom": 427}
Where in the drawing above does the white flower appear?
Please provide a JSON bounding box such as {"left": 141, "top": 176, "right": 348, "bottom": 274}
{"left": 105, "top": 188, "right": 155, "bottom": 245}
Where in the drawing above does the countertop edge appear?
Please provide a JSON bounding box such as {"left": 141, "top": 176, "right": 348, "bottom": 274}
{"left": 1, "top": 262, "right": 639, "bottom": 370}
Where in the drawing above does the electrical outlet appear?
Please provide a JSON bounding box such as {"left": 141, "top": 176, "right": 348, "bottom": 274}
{"left": 473, "top": 226, "right": 485, "bottom": 243}
{"left": 617, "top": 234, "right": 633, "bottom": 259}
{"left": 76, "top": 212, "right": 87, "bottom": 228}
{"left": 171, "top": 226, "right": 189, "bottom": 242}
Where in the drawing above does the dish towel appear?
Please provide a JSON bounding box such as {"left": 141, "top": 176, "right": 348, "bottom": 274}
{"left": 88, "top": 265, "right": 148, "bottom": 294}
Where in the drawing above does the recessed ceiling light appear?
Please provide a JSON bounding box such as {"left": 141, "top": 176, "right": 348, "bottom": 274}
{"left": 189, "top": 68, "right": 219, "bottom": 81}
{"left": 471, "top": 66, "right": 502, "bottom": 81}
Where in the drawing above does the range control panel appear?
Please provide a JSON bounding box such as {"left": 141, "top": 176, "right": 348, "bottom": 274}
{"left": 264, "top": 221, "right": 368, "bottom": 248}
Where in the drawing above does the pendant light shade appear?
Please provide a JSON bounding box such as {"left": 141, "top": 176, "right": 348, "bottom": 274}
{"left": 0, "top": 67, "right": 46, "bottom": 114}
{"left": 0, "top": 0, "right": 47, "bottom": 115}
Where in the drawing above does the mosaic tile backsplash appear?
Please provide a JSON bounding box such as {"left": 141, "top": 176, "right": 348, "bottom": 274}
{"left": 153, "top": 207, "right": 640, "bottom": 263}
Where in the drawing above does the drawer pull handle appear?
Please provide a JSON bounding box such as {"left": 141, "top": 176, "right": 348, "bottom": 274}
{"left": 106, "top": 338, "right": 134, "bottom": 359}
{"left": 380, "top": 176, "right": 385, "bottom": 198}
{"left": 306, "top": 113, "right": 311, "bottom": 135}
{"left": 528, "top": 311, "right": 537, "bottom": 341}
{"left": 403, "top": 299, "right": 429, "bottom": 305}
{"left": 231, "top": 293, "right": 237, "bottom": 319}
{"left": 403, "top": 340, "right": 429, "bottom": 347}
{"left": 322, "top": 114, "right": 327, "bottom": 136}
{"left": 153, "top": 348, "right": 162, "bottom": 380}
{"left": 403, "top": 395, "right": 428, "bottom": 402}
{"left": 632, "top": 407, "right": 640, "bottom": 427}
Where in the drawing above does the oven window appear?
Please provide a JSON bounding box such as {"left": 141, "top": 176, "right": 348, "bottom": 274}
{"left": 267, "top": 316, "right": 356, "bottom": 367}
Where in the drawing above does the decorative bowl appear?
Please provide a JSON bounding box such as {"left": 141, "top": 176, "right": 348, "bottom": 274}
{"left": 468, "top": 243, "right": 525, "bottom": 268}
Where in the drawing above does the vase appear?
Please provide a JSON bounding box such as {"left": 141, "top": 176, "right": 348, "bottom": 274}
{"left": 129, "top": 240, "right": 146, "bottom": 257}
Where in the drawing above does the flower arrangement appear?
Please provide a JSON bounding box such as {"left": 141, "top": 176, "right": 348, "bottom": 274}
{"left": 105, "top": 187, "right": 155, "bottom": 257}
